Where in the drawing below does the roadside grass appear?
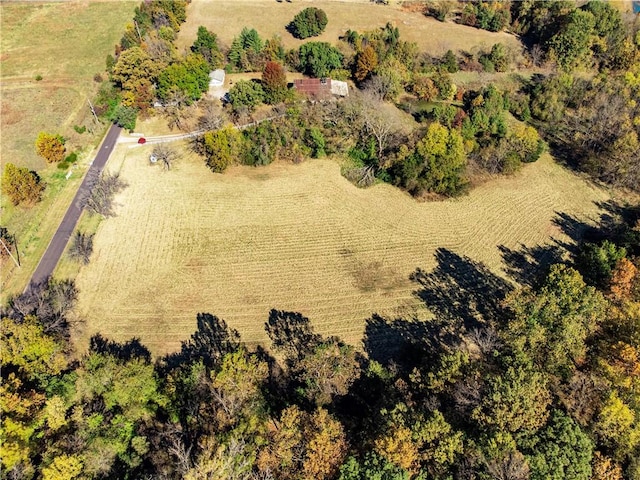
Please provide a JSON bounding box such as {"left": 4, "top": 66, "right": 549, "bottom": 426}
{"left": 0, "top": 149, "right": 98, "bottom": 301}
{"left": 176, "top": 0, "right": 523, "bottom": 57}
{"left": 0, "top": 1, "right": 136, "bottom": 297}
{"left": 71, "top": 142, "right": 610, "bottom": 356}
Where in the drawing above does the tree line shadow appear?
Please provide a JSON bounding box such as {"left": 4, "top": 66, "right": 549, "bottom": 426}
{"left": 80, "top": 200, "right": 639, "bottom": 375}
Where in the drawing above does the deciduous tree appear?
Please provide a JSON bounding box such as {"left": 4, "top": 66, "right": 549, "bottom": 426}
{"left": 288, "top": 7, "right": 328, "bottom": 39}
{"left": 1, "top": 163, "right": 45, "bottom": 206}
{"left": 354, "top": 46, "right": 378, "bottom": 83}
{"left": 504, "top": 264, "right": 607, "bottom": 377}
{"left": 227, "top": 80, "right": 265, "bottom": 114}
{"left": 262, "top": 61, "right": 288, "bottom": 104}
{"left": 202, "top": 126, "right": 244, "bottom": 173}
{"left": 35, "top": 132, "right": 66, "bottom": 163}
{"left": 296, "top": 339, "right": 360, "bottom": 406}
{"left": 298, "top": 42, "right": 343, "bottom": 78}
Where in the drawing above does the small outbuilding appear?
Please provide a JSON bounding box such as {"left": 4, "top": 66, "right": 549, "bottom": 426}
{"left": 330, "top": 80, "right": 349, "bottom": 97}
{"left": 209, "top": 69, "right": 226, "bottom": 88}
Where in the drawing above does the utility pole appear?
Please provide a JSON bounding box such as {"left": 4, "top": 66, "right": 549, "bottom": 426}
{"left": 134, "top": 20, "right": 142, "bottom": 41}
{"left": 0, "top": 237, "right": 20, "bottom": 268}
{"left": 88, "top": 98, "right": 99, "bottom": 124}
{"left": 14, "top": 234, "right": 20, "bottom": 267}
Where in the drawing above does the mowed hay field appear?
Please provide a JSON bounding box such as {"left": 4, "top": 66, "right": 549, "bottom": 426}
{"left": 176, "top": 0, "right": 522, "bottom": 56}
{"left": 73, "top": 147, "right": 610, "bottom": 355}
{"left": 0, "top": 1, "right": 137, "bottom": 170}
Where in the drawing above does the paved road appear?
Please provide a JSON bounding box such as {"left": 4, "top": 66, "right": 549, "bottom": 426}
{"left": 28, "top": 124, "right": 122, "bottom": 289}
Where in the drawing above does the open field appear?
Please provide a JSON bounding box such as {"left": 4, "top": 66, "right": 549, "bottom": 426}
{"left": 72, "top": 145, "right": 610, "bottom": 355}
{"left": 1, "top": 1, "right": 136, "bottom": 297}
{"left": 0, "top": 1, "right": 137, "bottom": 169}
{"left": 176, "top": 0, "right": 523, "bottom": 57}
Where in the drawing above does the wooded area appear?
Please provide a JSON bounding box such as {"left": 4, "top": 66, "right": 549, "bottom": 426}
{"left": 2, "top": 206, "right": 640, "bottom": 479}
{"left": 3, "top": 0, "right": 640, "bottom": 478}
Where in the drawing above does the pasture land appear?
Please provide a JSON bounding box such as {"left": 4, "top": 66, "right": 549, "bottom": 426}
{"left": 72, "top": 145, "right": 610, "bottom": 355}
{"left": 0, "top": 1, "right": 137, "bottom": 170}
{"left": 0, "top": 1, "right": 137, "bottom": 298}
{"left": 176, "top": 0, "right": 522, "bottom": 58}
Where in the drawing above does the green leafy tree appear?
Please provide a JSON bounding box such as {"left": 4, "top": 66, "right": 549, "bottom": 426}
{"left": 305, "top": 127, "right": 326, "bottom": 158}
{"left": 472, "top": 361, "right": 551, "bottom": 433}
{"left": 262, "top": 61, "right": 288, "bottom": 104}
{"left": 1, "top": 316, "right": 68, "bottom": 477}
{"left": 1, "top": 163, "right": 45, "bottom": 206}
{"left": 547, "top": 9, "right": 596, "bottom": 70}
{"left": 393, "top": 122, "right": 466, "bottom": 196}
{"left": 35, "top": 132, "right": 66, "bottom": 163}
{"left": 210, "top": 348, "right": 269, "bottom": 432}
{"left": 191, "top": 26, "right": 223, "bottom": 68}
{"left": 520, "top": 410, "right": 594, "bottom": 480}
{"left": 157, "top": 53, "right": 210, "bottom": 102}
{"left": 338, "top": 452, "right": 410, "bottom": 480}
{"left": 288, "top": 7, "right": 328, "bottom": 39}
{"left": 594, "top": 390, "right": 640, "bottom": 461}
{"left": 504, "top": 264, "right": 606, "bottom": 377}
{"left": 72, "top": 351, "right": 161, "bottom": 476}
{"left": 1, "top": 316, "right": 67, "bottom": 384}
{"left": 414, "top": 409, "right": 464, "bottom": 475}
{"left": 576, "top": 240, "right": 627, "bottom": 290}
{"left": 108, "top": 104, "right": 137, "bottom": 131}
{"left": 227, "top": 80, "right": 265, "bottom": 113}
{"left": 202, "top": 126, "right": 244, "bottom": 172}
{"left": 298, "top": 42, "right": 343, "bottom": 78}
{"left": 441, "top": 50, "right": 458, "bottom": 73}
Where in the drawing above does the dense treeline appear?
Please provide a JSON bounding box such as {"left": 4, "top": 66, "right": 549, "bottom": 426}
{"left": 2, "top": 204, "right": 640, "bottom": 479}
{"left": 97, "top": 0, "right": 639, "bottom": 196}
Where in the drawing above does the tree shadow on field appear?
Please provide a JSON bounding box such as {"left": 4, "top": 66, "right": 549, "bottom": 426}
{"left": 363, "top": 249, "right": 512, "bottom": 370}
{"left": 498, "top": 243, "right": 565, "bottom": 287}
{"left": 363, "top": 313, "right": 434, "bottom": 369}
{"left": 159, "top": 313, "right": 241, "bottom": 371}
{"left": 89, "top": 334, "right": 151, "bottom": 363}
{"left": 265, "top": 309, "right": 322, "bottom": 364}
{"left": 411, "top": 248, "right": 512, "bottom": 331}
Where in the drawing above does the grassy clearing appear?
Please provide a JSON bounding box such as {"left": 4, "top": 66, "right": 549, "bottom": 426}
{"left": 176, "top": 0, "right": 522, "bottom": 57}
{"left": 0, "top": 1, "right": 136, "bottom": 297}
{"left": 1, "top": 1, "right": 137, "bottom": 169}
{"left": 72, "top": 144, "right": 610, "bottom": 356}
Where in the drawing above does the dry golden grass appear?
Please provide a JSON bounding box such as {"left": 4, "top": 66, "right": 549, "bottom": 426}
{"left": 1, "top": 1, "right": 137, "bottom": 169}
{"left": 176, "top": 0, "right": 522, "bottom": 57}
{"left": 72, "top": 145, "right": 610, "bottom": 356}
{"left": 0, "top": 1, "right": 137, "bottom": 297}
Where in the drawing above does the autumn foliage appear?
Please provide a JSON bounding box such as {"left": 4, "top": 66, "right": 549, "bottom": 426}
{"left": 1, "top": 163, "right": 45, "bottom": 206}
{"left": 35, "top": 132, "right": 65, "bottom": 163}
{"left": 262, "top": 61, "right": 288, "bottom": 104}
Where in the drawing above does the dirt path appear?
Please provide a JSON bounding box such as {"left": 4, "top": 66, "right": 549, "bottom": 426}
{"left": 28, "top": 124, "right": 122, "bottom": 289}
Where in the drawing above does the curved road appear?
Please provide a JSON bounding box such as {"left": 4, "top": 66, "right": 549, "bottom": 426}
{"left": 28, "top": 124, "right": 122, "bottom": 289}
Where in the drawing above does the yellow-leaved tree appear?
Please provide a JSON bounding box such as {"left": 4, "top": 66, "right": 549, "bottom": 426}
{"left": 35, "top": 132, "right": 66, "bottom": 163}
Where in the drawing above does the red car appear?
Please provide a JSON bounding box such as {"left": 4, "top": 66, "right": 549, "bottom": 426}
{"left": 138, "top": 137, "right": 146, "bottom": 144}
